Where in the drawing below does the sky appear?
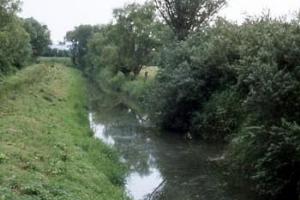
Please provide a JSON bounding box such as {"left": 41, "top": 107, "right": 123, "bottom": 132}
{"left": 20, "top": 0, "right": 300, "bottom": 42}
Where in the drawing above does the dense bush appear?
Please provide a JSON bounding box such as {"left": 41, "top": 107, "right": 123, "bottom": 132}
{"left": 229, "top": 121, "right": 300, "bottom": 200}
{"left": 226, "top": 17, "right": 300, "bottom": 200}
{"left": 191, "top": 88, "right": 244, "bottom": 141}
{"left": 0, "top": 17, "right": 32, "bottom": 75}
{"left": 148, "top": 19, "right": 238, "bottom": 132}
{"left": 148, "top": 15, "right": 300, "bottom": 199}
{"left": 122, "top": 78, "right": 153, "bottom": 101}
{"left": 234, "top": 17, "right": 300, "bottom": 125}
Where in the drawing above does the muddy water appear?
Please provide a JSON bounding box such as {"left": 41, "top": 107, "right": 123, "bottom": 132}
{"left": 89, "top": 96, "right": 253, "bottom": 200}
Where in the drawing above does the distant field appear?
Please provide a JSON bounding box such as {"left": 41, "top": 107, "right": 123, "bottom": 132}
{"left": 0, "top": 64, "right": 127, "bottom": 200}
{"left": 138, "top": 66, "right": 159, "bottom": 80}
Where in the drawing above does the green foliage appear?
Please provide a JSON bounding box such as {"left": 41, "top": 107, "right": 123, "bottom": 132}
{"left": 226, "top": 16, "right": 300, "bottom": 200}
{"left": 122, "top": 73, "right": 154, "bottom": 102}
{"left": 191, "top": 89, "right": 244, "bottom": 141}
{"left": 148, "top": 15, "right": 300, "bottom": 199}
{"left": 154, "top": 0, "right": 226, "bottom": 40}
{"left": 229, "top": 121, "right": 300, "bottom": 200}
{"left": 122, "top": 79, "right": 149, "bottom": 100}
{"left": 0, "top": 0, "right": 32, "bottom": 75}
{"left": 82, "top": 2, "right": 165, "bottom": 79}
{"left": 0, "top": 0, "right": 20, "bottom": 27}
{"left": 65, "top": 0, "right": 170, "bottom": 87}
{"left": 148, "top": 20, "right": 238, "bottom": 132}
{"left": 112, "top": 2, "right": 162, "bottom": 75}
{"left": 23, "top": 17, "right": 51, "bottom": 57}
{"left": 243, "top": 66, "right": 300, "bottom": 125}
{"left": 66, "top": 25, "right": 100, "bottom": 68}
{"left": 233, "top": 17, "right": 300, "bottom": 126}
{"left": 63, "top": 3, "right": 300, "bottom": 199}
{"left": 65, "top": 1, "right": 167, "bottom": 109}
{"left": 43, "top": 47, "right": 70, "bottom": 57}
{"left": 0, "top": 17, "right": 32, "bottom": 74}
{"left": 92, "top": 66, "right": 154, "bottom": 104}
{"left": 108, "top": 71, "right": 127, "bottom": 92}
{"left": 85, "top": 28, "right": 119, "bottom": 75}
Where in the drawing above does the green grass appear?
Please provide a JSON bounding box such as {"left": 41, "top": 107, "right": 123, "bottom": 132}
{"left": 38, "top": 57, "right": 73, "bottom": 67}
{"left": 0, "top": 63, "right": 128, "bottom": 200}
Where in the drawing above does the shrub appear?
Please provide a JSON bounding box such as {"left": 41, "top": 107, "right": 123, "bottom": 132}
{"left": 227, "top": 16, "right": 300, "bottom": 200}
{"left": 122, "top": 78, "right": 153, "bottom": 101}
{"left": 191, "top": 88, "right": 244, "bottom": 141}
{"left": 108, "top": 71, "right": 127, "bottom": 92}
{"left": 243, "top": 66, "right": 300, "bottom": 125}
{"left": 148, "top": 19, "right": 239, "bottom": 132}
{"left": 229, "top": 121, "right": 300, "bottom": 200}
{"left": 0, "top": 18, "right": 32, "bottom": 74}
{"left": 148, "top": 15, "right": 300, "bottom": 199}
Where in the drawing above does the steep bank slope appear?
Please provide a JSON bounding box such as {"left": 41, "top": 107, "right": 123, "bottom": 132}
{"left": 0, "top": 64, "right": 127, "bottom": 200}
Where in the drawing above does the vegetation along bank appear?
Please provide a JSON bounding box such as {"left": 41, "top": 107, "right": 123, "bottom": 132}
{"left": 66, "top": 1, "right": 300, "bottom": 199}
{"left": 0, "top": 63, "right": 127, "bottom": 200}
{"left": 1, "top": 0, "right": 300, "bottom": 199}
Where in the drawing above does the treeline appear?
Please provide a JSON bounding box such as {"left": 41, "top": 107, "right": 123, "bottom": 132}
{"left": 66, "top": 0, "right": 300, "bottom": 199}
{"left": 43, "top": 48, "right": 70, "bottom": 58}
{"left": 0, "top": 0, "right": 51, "bottom": 76}
{"left": 66, "top": 2, "right": 165, "bottom": 78}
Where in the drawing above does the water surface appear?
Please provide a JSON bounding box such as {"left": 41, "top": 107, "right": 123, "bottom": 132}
{"left": 89, "top": 96, "right": 253, "bottom": 200}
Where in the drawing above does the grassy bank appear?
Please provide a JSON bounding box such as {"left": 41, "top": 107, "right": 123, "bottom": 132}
{"left": 0, "top": 64, "right": 127, "bottom": 200}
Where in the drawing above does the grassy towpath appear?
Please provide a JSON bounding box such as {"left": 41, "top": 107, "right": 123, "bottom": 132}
{"left": 0, "top": 63, "right": 127, "bottom": 200}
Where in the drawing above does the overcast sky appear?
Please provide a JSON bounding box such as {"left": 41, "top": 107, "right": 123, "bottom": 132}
{"left": 20, "top": 0, "right": 300, "bottom": 42}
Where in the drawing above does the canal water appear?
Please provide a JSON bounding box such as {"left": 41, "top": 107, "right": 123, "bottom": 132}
{"left": 89, "top": 94, "right": 253, "bottom": 200}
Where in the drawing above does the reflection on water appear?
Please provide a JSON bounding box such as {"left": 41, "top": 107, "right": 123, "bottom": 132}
{"left": 89, "top": 113, "right": 115, "bottom": 146}
{"left": 89, "top": 112, "right": 164, "bottom": 200}
{"left": 127, "top": 168, "right": 163, "bottom": 200}
{"left": 88, "top": 95, "right": 253, "bottom": 200}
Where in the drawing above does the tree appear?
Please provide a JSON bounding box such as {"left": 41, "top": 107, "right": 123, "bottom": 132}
{"left": 0, "top": 0, "right": 20, "bottom": 27}
{"left": 43, "top": 47, "right": 70, "bottom": 57}
{"left": 85, "top": 26, "right": 119, "bottom": 75}
{"left": 65, "top": 25, "right": 99, "bottom": 68}
{"left": 0, "top": 0, "right": 31, "bottom": 74}
{"left": 82, "top": 2, "right": 164, "bottom": 77}
{"left": 23, "top": 18, "right": 51, "bottom": 57}
{"left": 154, "top": 0, "right": 226, "bottom": 40}
{"left": 112, "top": 2, "right": 161, "bottom": 75}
